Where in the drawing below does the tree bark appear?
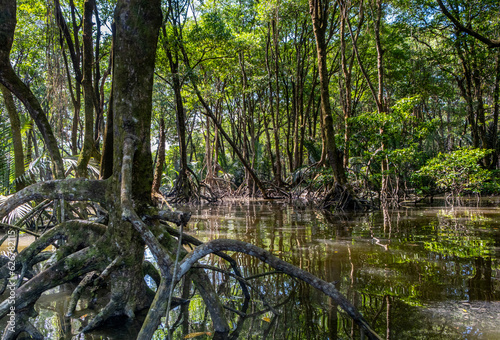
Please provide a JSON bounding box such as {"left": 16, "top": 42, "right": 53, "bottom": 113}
{"left": 271, "top": 18, "right": 284, "bottom": 185}
{"left": 152, "top": 118, "right": 166, "bottom": 195}
{"left": 76, "top": 0, "right": 95, "bottom": 177}
{"left": 0, "top": 84, "right": 25, "bottom": 191}
{"left": 309, "top": 0, "right": 347, "bottom": 185}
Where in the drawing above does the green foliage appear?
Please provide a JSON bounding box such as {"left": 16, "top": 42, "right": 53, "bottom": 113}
{"left": 417, "top": 148, "right": 494, "bottom": 195}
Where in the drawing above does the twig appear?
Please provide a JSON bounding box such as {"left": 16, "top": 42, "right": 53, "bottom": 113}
{"left": 0, "top": 222, "right": 40, "bottom": 237}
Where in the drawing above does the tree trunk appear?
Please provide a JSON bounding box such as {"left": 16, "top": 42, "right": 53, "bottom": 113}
{"left": 152, "top": 118, "right": 166, "bottom": 195}
{"left": 161, "top": 17, "right": 191, "bottom": 201}
{"left": 54, "top": 0, "right": 82, "bottom": 156}
{"left": 76, "top": 0, "right": 95, "bottom": 177}
{"left": 271, "top": 18, "right": 283, "bottom": 185}
{"left": 0, "top": 84, "right": 25, "bottom": 191}
{"left": 265, "top": 23, "right": 279, "bottom": 182}
{"left": 490, "top": 52, "right": 500, "bottom": 168}
{"left": 309, "top": 0, "right": 347, "bottom": 185}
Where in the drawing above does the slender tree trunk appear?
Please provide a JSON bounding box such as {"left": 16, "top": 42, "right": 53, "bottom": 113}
{"left": 100, "top": 88, "right": 113, "bottom": 179}
{"left": 205, "top": 114, "right": 213, "bottom": 179}
{"left": 265, "top": 23, "right": 279, "bottom": 182}
{"left": 239, "top": 51, "right": 254, "bottom": 193}
{"left": 373, "top": 0, "right": 389, "bottom": 204}
{"left": 339, "top": 2, "right": 359, "bottom": 169}
{"left": 161, "top": 19, "right": 190, "bottom": 199}
{"left": 271, "top": 18, "right": 283, "bottom": 185}
{"left": 54, "top": 0, "right": 81, "bottom": 156}
{"left": 152, "top": 118, "right": 166, "bottom": 195}
{"left": 1, "top": 84, "right": 25, "bottom": 191}
{"left": 76, "top": 0, "right": 95, "bottom": 177}
{"left": 171, "top": 65, "right": 190, "bottom": 196}
{"left": 309, "top": 0, "right": 347, "bottom": 185}
{"left": 490, "top": 52, "right": 500, "bottom": 168}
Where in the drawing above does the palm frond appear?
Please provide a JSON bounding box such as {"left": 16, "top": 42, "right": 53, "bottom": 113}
{"left": 0, "top": 195, "right": 34, "bottom": 225}
{"left": 63, "top": 156, "right": 100, "bottom": 179}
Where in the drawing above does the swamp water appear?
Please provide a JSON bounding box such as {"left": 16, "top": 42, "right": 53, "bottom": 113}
{"left": 2, "top": 201, "right": 500, "bottom": 339}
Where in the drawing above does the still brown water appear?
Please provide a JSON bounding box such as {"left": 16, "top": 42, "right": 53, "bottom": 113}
{"left": 4, "top": 200, "right": 500, "bottom": 339}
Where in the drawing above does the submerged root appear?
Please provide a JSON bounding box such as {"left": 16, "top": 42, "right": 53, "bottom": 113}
{"left": 2, "top": 306, "right": 43, "bottom": 340}
{"left": 66, "top": 271, "right": 99, "bottom": 317}
{"left": 81, "top": 299, "right": 121, "bottom": 333}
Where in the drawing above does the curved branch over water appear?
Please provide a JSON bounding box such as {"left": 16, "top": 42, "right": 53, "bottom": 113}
{"left": 179, "top": 238, "right": 383, "bottom": 340}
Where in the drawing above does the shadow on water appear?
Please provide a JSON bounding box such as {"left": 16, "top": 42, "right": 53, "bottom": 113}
{"left": 1, "top": 200, "right": 500, "bottom": 339}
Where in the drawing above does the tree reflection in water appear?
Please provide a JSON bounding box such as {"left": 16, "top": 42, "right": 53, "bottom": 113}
{"left": 3, "top": 201, "right": 499, "bottom": 339}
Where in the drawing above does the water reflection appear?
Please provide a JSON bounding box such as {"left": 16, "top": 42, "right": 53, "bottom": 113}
{"left": 178, "top": 202, "right": 500, "bottom": 339}
{"left": 2, "top": 202, "right": 500, "bottom": 339}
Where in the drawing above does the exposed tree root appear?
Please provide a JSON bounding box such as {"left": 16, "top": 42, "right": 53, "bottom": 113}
{"left": 0, "top": 246, "right": 103, "bottom": 320}
{"left": 202, "top": 174, "right": 235, "bottom": 199}
{"left": 0, "top": 221, "right": 105, "bottom": 286}
{"left": 81, "top": 299, "right": 121, "bottom": 333}
{"left": 321, "top": 182, "right": 372, "bottom": 211}
{"left": 66, "top": 271, "right": 99, "bottom": 317}
{"left": 0, "top": 223, "right": 39, "bottom": 237}
{"left": 1, "top": 306, "right": 42, "bottom": 340}
{"left": 167, "top": 167, "right": 220, "bottom": 204}
{"left": 0, "top": 179, "right": 108, "bottom": 218}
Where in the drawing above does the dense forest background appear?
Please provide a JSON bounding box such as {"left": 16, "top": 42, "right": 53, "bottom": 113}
{"left": 1, "top": 0, "right": 500, "bottom": 205}
{"left": 0, "top": 1, "right": 499, "bottom": 339}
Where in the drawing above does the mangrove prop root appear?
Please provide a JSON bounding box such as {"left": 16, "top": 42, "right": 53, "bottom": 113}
{"left": 193, "top": 264, "right": 280, "bottom": 316}
{"left": 0, "top": 246, "right": 102, "bottom": 319}
{"left": 0, "top": 222, "right": 39, "bottom": 237}
{"left": 81, "top": 299, "right": 120, "bottom": 333}
{"left": 149, "top": 222, "right": 230, "bottom": 335}
{"left": 0, "top": 179, "right": 108, "bottom": 219}
{"left": 137, "top": 279, "right": 170, "bottom": 339}
{"left": 0, "top": 220, "right": 106, "bottom": 282}
{"left": 160, "top": 221, "right": 251, "bottom": 300}
{"left": 66, "top": 271, "right": 99, "bottom": 317}
{"left": 1, "top": 307, "right": 43, "bottom": 340}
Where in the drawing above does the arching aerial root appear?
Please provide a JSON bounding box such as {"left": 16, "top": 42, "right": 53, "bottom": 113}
{"left": 0, "top": 220, "right": 106, "bottom": 288}
{"left": 66, "top": 271, "right": 99, "bottom": 317}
